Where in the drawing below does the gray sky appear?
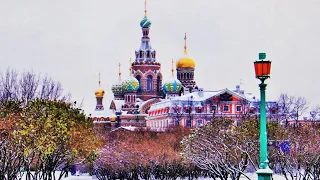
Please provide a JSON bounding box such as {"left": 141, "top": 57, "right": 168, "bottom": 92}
{"left": 1, "top": 0, "right": 319, "bottom": 114}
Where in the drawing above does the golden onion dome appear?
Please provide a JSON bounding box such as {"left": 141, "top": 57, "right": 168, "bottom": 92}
{"left": 176, "top": 57, "right": 196, "bottom": 68}
{"left": 95, "top": 89, "right": 105, "bottom": 97}
{"left": 109, "top": 115, "right": 116, "bottom": 122}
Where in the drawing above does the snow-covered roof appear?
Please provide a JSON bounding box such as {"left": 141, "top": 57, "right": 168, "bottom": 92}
{"left": 111, "top": 126, "right": 137, "bottom": 132}
{"left": 90, "top": 109, "right": 115, "bottom": 118}
{"left": 149, "top": 88, "right": 253, "bottom": 111}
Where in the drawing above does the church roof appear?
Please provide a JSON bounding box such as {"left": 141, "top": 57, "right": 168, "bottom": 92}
{"left": 90, "top": 109, "right": 114, "bottom": 118}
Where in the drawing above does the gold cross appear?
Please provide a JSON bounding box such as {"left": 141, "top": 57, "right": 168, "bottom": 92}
{"left": 184, "top": 33, "right": 188, "bottom": 55}
{"left": 144, "top": 0, "right": 147, "bottom": 16}
{"left": 118, "top": 63, "right": 121, "bottom": 76}
{"left": 98, "top": 72, "right": 101, "bottom": 87}
{"left": 171, "top": 58, "right": 174, "bottom": 75}
{"left": 129, "top": 57, "right": 133, "bottom": 74}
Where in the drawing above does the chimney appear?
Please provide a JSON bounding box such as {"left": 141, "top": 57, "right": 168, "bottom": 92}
{"left": 236, "top": 85, "right": 240, "bottom": 92}
{"left": 198, "top": 88, "right": 204, "bottom": 97}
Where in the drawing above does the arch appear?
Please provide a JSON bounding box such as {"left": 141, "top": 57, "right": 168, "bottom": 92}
{"left": 136, "top": 75, "right": 142, "bottom": 91}
{"left": 157, "top": 76, "right": 161, "bottom": 92}
{"left": 147, "top": 75, "right": 153, "bottom": 91}
{"left": 124, "top": 104, "right": 129, "bottom": 108}
{"left": 144, "top": 70, "right": 156, "bottom": 79}
{"left": 134, "top": 70, "right": 144, "bottom": 78}
{"left": 140, "top": 98, "right": 161, "bottom": 114}
{"left": 155, "top": 71, "right": 162, "bottom": 79}
{"left": 130, "top": 104, "right": 135, "bottom": 108}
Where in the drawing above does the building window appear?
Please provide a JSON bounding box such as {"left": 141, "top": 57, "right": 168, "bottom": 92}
{"left": 223, "top": 105, "right": 229, "bottom": 112}
{"left": 197, "top": 108, "right": 202, "bottom": 113}
{"left": 211, "top": 106, "right": 216, "bottom": 112}
{"left": 236, "top": 105, "right": 242, "bottom": 112}
{"left": 147, "top": 75, "right": 153, "bottom": 91}
{"left": 136, "top": 75, "right": 141, "bottom": 91}
{"left": 157, "top": 76, "right": 161, "bottom": 92}
{"left": 198, "top": 120, "right": 202, "bottom": 127}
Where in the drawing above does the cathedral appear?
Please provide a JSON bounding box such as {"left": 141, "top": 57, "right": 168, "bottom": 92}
{"left": 90, "top": 2, "right": 278, "bottom": 130}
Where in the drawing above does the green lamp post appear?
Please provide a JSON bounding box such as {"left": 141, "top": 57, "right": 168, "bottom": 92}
{"left": 254, "top": 53, "right": 273, "bottom": 180}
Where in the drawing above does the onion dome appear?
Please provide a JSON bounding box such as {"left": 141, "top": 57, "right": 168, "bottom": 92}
{"left": 111, "top": 63, "right": 124, "bottom": 94}
{"left": 176, "top": 57, "right": 196, "bottom": 68}
{"left": 164, "top": 59, "right": 183, "bottom": 94}
{"left": 95, "top": 89, "right": 105, "bottom": 97}
{"left": 176, "top": 33, "right": 195, "bottom": 69}
{"left": 109, "top": 114, "right": 117, "bottom": 122}
{"left": 122, "top": 76, "right": 139, "bottom": 91}
{"left": 140, "top": 16, "right": 151, "bottom": 28}
{"left": 95, "top": 73, "right": 105, "bottom": 97}
{"left": 111, "top": 80, "right": 123, "bottom": 94}
{"left": 163, "top": 76, "right": 182, "bottom": 94}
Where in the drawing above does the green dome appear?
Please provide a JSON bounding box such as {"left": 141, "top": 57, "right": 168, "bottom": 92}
{"left": 140, "top": 16, "right": 151, "bottom": 28}
{"left": 122, "top": 76, "right": 139, "bottom": 91}
{"left": 111, "top": 77, "right": 123, "bottom": 94}
{"left": 163, "top": 76, "right": 182, "bottom": 94}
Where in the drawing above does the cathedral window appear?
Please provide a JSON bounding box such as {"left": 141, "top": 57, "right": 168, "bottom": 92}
{"left": 236, "top": 105, "right": 242, "bottom": 112}
{"left": 136, "top": 75, "right": 141, "bottom": 91}
{"left": 157, "top": 76, "right": 161, "bottom": 92}
{"left": 147, "top": 75, "right": 153, "bottom": 91}
{"left": 211, "top": 105, "right": 217, "bottom": 112}
{"left": 223, "top": 105, "right": 229, "bottom": 112}
{"left": 147, "top": 50, "right": 150, "bottom": 58}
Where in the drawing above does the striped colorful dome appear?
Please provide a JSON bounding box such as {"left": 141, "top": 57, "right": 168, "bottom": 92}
{"left": 163, "top": 76, "right": 182, "bottom": 94}
{"left": 122, "top": 76, "right": 139, "bottom": 91}
{"left": 111, "top": 77, "right": 123, "bottom": 94}
{"left": 140, "top": 16, "right": 151, "bottom": 28}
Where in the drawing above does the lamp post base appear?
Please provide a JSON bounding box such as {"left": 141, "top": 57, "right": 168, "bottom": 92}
{"left": 256, "top": 167, "right": 273, "bottom": 180}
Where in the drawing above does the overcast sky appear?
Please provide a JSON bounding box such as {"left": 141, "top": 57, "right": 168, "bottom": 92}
{"left": 0, "top": 0, "right": 319, "bottom": 115}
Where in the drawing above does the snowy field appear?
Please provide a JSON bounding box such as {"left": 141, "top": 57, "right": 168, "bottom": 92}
{"left": 21, "top": 172, "right": 286, "bottom": 180}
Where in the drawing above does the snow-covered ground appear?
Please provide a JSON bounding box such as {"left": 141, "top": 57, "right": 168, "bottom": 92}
{"left": 21, "top": 172, "right": 286, "bottom": 180}
{"left": 62, "top": 173, "right": 286, "bottom": 180}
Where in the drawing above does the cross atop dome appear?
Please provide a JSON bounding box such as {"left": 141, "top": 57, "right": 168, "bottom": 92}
{"left": 135, "top": 0, "right": 157, "bottom": 63}
{"left": 144, "top": 0, "right": 147, "bottom": 17}
{"left": 118, "top": 63, "right": 121, "bottom": 77}
{"left": 184, "top": 33, "right": 188, "bottom": 55}
{"left": 171, "top": 58, "right": 174, "bottom": 75}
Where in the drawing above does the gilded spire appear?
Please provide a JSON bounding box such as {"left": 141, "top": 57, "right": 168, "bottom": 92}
{"left": 118, "top": 63, "right": 121, "bottom": 77}
{"left": 144, "top": 0, "right": 147, "bottom": 17}
{"left": 184, "top": 33, "right": 188, "bottom": 55}
{"left": 98, "top": 72, "right": 101, "bottom": 87}
{"left": 129, "top": 57, "right": 133, "bottom": 75}
{"left": 171, "top": 58, "right": 174, "bottom": 75}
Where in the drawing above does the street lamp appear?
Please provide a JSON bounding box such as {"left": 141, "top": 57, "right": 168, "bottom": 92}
{"left": 254, "top": 53, "right": 273, "bottom": 180}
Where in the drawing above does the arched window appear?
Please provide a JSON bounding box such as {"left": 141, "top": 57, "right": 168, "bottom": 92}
{"left": 146, "top": 50, "right": 150, "bottom": 58}
{"left": 136, "top": 75, "right": 141, "bottom": 91}
{"left": 157, "top": 76, "right": 161, "bottom": 92}
{"left": 147, "top": 75, "right": 153, "bottom": 91}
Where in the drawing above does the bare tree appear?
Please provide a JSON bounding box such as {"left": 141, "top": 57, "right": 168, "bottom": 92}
{"left": 291, "top": 96, "right": 308, "bottom": 123}
{"left": 277, "top": 94, "right": 295, "bottom": 126}
{"left": 0, "top": 69, "right": 70, "bottom": 103}
{"left": 181, "top": 118, "right": 259, "bottom": 180}
{"left": 38, "top": 75, "right": 63, "bottom": 100}
{"left": 19, "top": 71, "right": 40, "bottom": 104}
{"left": 172, "top": 102, "right": 183, "bottom": 126}
{"left": 0, "top": 69, "right": 19, "bottom": 100}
